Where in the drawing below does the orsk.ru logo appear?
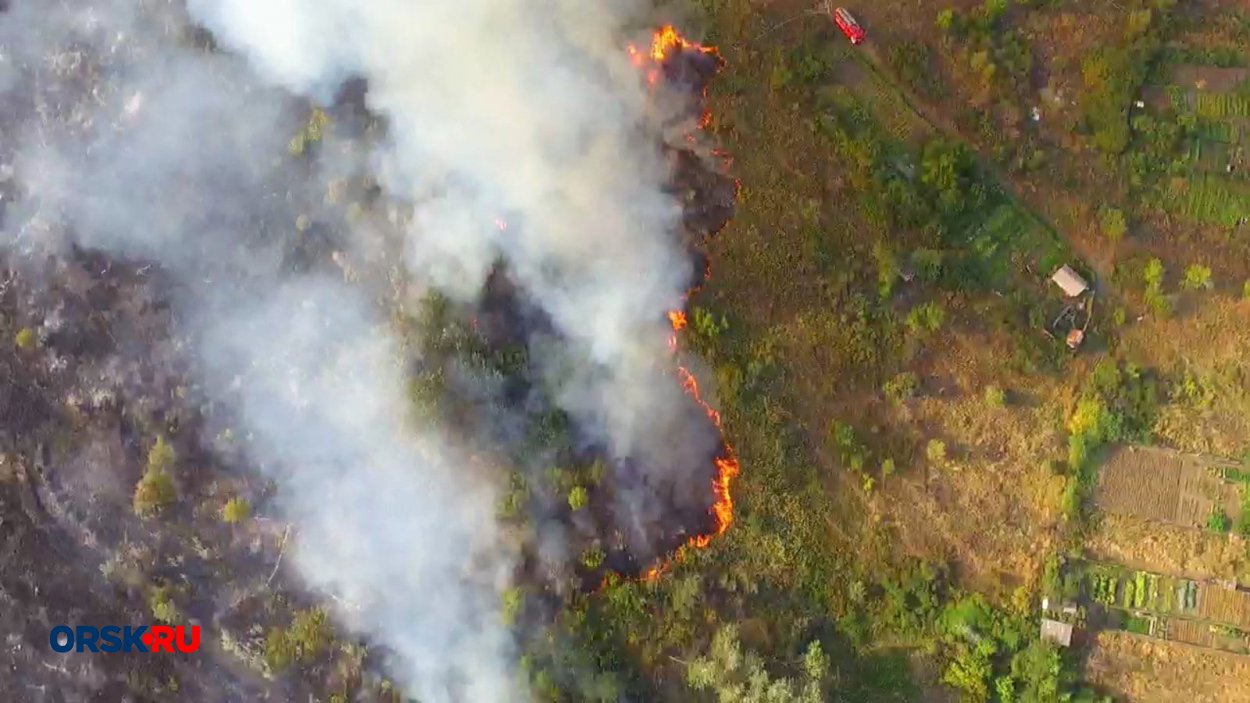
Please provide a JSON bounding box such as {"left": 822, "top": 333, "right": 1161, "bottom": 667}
{"left": 49, "top": 625, "right": 201, "bottom": 653}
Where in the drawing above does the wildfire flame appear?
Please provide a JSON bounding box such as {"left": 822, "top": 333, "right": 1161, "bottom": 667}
{"left": 627, "top": 24, "right": 720, "bottom": 87}
{"left": 624, "top": 25, "right": 737, "bottom": 584}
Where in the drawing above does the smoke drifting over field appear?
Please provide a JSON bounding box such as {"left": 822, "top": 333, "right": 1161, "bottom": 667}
{"left": 1, "top": 0, "right": 722, "bottom": 699}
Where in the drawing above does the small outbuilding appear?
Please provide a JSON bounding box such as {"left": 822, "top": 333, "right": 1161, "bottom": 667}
{"left": 1040, "top": 618, "right": 1074, "bottom": 648}
{"left": 1050, "top": 265, "right": 1089, "bottom": 298}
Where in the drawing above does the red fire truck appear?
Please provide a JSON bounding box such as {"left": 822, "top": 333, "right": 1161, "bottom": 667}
{"left": 832, "top": 7, "right": 866, "bottom": 45}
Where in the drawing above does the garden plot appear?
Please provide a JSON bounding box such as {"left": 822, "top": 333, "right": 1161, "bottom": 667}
{"left": 1163, "top": 618, "right": 1250, "bottom": 654}
{"left": 1095, "top": 445, "right": 1242, "bottom": 528}
{"left": 1086, "top": 564, "right": 1200, "bottom": 617}
{"left": 1174, "top": 174, "right": 1250, "bottom": 226}
{"left": 1083, "top": 561, "right": 1250, "bottom": 656}
{"left": 856, "top": 73, "right": 931, "bottom": 145}
{"left": 1200, "top": 584, "right": 1250, "bottom": 629}
{"left": 1162, "top": 64, "right": 1250, "bottom": 222}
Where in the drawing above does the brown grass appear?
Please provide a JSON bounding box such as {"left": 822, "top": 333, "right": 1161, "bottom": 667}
{"left": 1120, "top": 298, "right": 1250, "bottom": 456}
{"left": 1087, "top": 515, "right": 1250, "bottom": 584}
{"left": 1088, "top": 630, "right": 1250, "bottom": 703}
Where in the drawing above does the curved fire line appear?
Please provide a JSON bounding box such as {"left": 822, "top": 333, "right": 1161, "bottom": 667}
{"left": 627, "top": 26, "right": 740, "bottom": 583}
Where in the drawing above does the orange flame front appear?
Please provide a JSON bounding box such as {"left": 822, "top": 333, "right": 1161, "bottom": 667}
{"left": 628, "top": 24, "right": 720, "bottom": 87}
{"left": 624, "top": 26, "right": 736, "bottom": 584}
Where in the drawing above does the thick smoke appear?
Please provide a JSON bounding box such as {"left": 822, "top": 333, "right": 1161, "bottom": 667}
{"left": 187, "top": 0, "right": 717, "bottom": 476}
{"left": 1, "top": 0, "right": 715, "bottom": 699}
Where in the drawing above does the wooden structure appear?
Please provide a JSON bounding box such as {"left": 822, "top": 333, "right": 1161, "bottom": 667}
{"left": 1050, "top": 265, "right": 1089, "bottom": 297}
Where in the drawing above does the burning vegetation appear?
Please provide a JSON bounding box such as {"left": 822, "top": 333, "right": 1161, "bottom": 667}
{"left": 0, "top": 2, "right": 736, "bottom": 697}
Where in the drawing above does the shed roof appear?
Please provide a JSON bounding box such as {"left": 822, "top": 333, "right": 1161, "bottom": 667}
{"left": 1051, "top": 265, "right": 1089, "bottom": 297}
{"left": 1040, "top": 618, "right": 1074, "bottom": 647}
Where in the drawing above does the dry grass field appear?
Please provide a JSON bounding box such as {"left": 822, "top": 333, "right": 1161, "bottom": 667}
{"left": 1088, "top": 514, "right": 1250, "bottom": 584}
{"left": 1088, "top": 631, "right": 1250, "bottom": 703}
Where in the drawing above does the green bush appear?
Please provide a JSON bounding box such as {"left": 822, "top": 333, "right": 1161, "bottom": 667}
{"left": 984, "top": 385, "right": 1007, "bottom": 407}
{"left": 1099, "top": 207, "right": 1127, "bottom": 243}
{"left": 1182, "top": 264, "right": 1212, "bottom": 291}
{"left": 149, "top": 585, "right": 179, "bottom": 624}
{"left": 14, "top": 327, "right": 35, "bottom": 351}
{"left": 502, "top": 587, "right": 523, "bottom": 625}
{"left": 581, "top": 546, "right": 605, "bottom": 570}
{"left": 265, "top": 608, "right": 332, "bottom": 672}
{"left": 905, "top": 302, "right": 946, "bottom": 335}
{"left": 134, "top": 438, "right": 177, "bottom": 518}
{"left": 1207, "top": 508, "right": 1232, "bottom": 533}
{"left": 221, "top": 497, "right": 251, "bottom": 524}
{"left": 567, "top": 486, "right": 589, "bottom": 511}
{"left": 884, "top": 372, "right": 920, "bottom": 401}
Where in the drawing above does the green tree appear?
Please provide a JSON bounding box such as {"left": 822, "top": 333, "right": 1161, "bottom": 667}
{"left": 942, "top": 648, "right": 992, "bottom": 702}
{"left": 927, "top": 439, "right": 948, "bottom": 467}
{"left": 920, "top": 139, "right": 978, "bottom": 215}
{"left": 686, "top": 626, "right": 826, "bottom": 703}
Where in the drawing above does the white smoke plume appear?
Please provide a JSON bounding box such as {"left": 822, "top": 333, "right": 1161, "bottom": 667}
{"left": 187, "top": 0, "right": 715, "bottom": 474}
{"left": 2, "top": 0, "right": 715, "bottom": 699}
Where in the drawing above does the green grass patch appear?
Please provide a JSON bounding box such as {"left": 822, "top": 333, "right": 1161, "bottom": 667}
{"left": 1195, "top": 91, "right": 1250, "bottom": 119}
{"left": 1175, "top": 174, "right": 1250, "bottom": 226}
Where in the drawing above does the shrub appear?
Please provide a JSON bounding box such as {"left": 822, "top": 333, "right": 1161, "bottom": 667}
{"left": 265, "top": 608, "right": 334, "bottom": 672}
{"left": 497, "top": 471, "right": 529, "bottom": 520}
{"left": 906, "top": 302, "right": 946, "bottom": 335}
{"left": 984, "top": 385, "right": 1007, "bottom": 407}
{"left": 1182, "top": 264, "right": 1212, "bottom": 291}
{"left": 884, "top": 372, "right": 920, "bottom": 401}
{"left": 692, "top": 307, "right": 730, "bottom": 342}
{"left": 582, "top": 546, "right": 605, "bottom": 570}
{"left": 1207, "top": 508, "right": 1231, "bottom": 533}
{"left": 1143, "top": 258, "right": 1170, "bottom": 316}
{"left": 14, "top": 327, "right": 35, "bottom": 351}
{"left": 1099, "top": 207, "right": 1127, "bottom": 243}
{"left": 567, "top": 486, "right": 589, "bottom": 511}
{"left": 926, "top": 439, "right": 948, "bottom": 466}
{"left": 264, "top": 628, "right": 298, "bottom": 672}
{"left": 134, "top": 444, "right": 177, "bottom": 519}
{"left": 149, "top": 585, "right": 178, "bottom": 624}
{"left": 502, "top": 587, "right": 523, "bottom": 625}
{"left": 221, "top": 497, "right": 251, "bottom": 524}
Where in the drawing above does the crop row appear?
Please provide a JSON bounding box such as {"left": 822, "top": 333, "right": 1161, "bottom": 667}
{"left": 1195, "top": 91, "right": 1250, "bottom": 119}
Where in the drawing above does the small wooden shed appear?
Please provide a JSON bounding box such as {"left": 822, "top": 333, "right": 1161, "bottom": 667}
{"left": 1051, "top": 266, "right": 1089, "bottom": 298}
{"left": 1040, "top": 618, "right": 1074, "bottom": 647}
